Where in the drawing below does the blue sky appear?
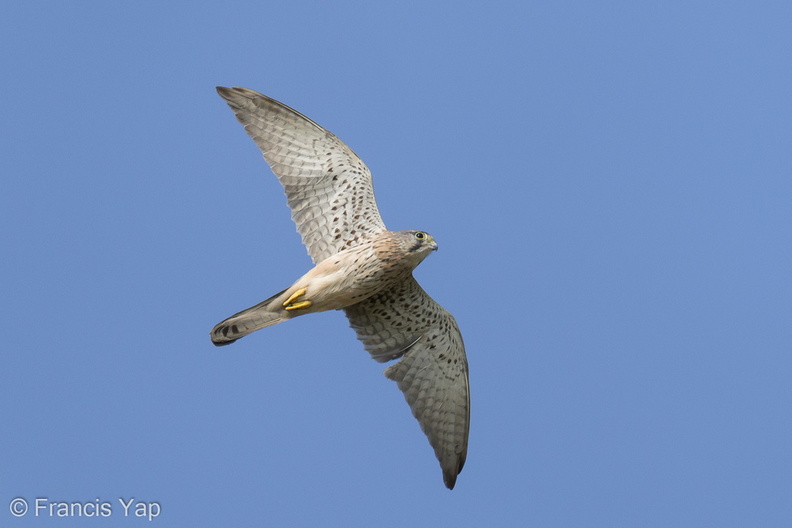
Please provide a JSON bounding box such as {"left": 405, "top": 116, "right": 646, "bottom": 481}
{"left": 2, "top": 1, "right": 792, "bottom": 526}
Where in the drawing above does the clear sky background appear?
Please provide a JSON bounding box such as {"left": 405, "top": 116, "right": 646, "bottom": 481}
{"left": 2, "top": 1, "right": 791, "bottom": 526}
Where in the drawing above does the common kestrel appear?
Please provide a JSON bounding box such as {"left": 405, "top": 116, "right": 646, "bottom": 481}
{"left": 210, "top": 87, "right": 470, "bottom": 489}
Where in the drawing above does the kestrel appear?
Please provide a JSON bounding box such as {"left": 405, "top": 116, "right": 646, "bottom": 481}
{"left": 210, "top": 87, "right": 470, "bottom": 489}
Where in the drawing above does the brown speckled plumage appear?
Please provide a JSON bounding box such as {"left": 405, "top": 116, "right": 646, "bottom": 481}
{"left": 210, "top": 87, "right": 470, "bottom": 489}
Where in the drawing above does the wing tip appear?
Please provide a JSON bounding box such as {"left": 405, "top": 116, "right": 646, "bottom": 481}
{"left": 442, "top": 453, "right": 466, "bottom": 490}
{"left": 216, "top": 85, "right": 257, "bottom": 103}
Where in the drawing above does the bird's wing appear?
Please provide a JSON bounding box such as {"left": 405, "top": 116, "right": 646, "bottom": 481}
{"left": 217, "top": 86, "right": 387, "bottom": 263}
{"left": 344, "top": 276, "right": 470, "bottom": 489}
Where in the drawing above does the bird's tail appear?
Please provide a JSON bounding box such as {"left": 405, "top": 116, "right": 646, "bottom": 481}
{"left": 210, "top": 288, "right": 288, "bottom": 346}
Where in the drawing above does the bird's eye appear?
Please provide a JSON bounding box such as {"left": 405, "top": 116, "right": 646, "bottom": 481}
{"left": 414, "top": 232, "right": 426, "bottom": 240}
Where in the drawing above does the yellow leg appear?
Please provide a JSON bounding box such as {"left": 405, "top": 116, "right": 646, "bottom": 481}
{"left": 283, "top": 288, "right": 307, "bottom": 307}
{"left": 285, "top": 300, "right": 312, "bottom": 311}
{"left": 283, "top": 288, "right": 313, "bottom": 311}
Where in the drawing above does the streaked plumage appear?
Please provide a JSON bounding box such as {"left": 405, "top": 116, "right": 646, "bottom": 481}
{"left": 210, "top": 87, "right": 469, "bottom": 489}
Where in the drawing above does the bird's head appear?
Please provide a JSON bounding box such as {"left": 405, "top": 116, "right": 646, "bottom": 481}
{"left": 396, "top": 230, "right": 438, "bottom": 268}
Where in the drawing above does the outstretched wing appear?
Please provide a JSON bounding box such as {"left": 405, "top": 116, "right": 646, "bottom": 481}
{"left": 344, "top": 277, "right": 470, "bottom": 489}
{"left": 217, "top": 86, "right": 387, "bottom": 263}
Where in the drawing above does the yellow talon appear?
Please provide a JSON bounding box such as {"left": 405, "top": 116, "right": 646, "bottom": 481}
{"left": 284, "top": 300, "right": 313, "bottom": 311}
{"left": 283, "top": 288, "right": 307, "bottom": 307}
{"left": 283, "top": 288, "right": 312, "bottom": 310}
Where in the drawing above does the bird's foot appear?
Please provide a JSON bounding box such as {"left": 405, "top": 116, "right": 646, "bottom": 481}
{"left": 283, "top": 288, "right": 313, "bottom": 311}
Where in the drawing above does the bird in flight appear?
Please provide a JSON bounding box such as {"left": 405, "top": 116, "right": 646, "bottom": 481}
{"left": 210, "top": 87, "right": 470, "bottom": 489}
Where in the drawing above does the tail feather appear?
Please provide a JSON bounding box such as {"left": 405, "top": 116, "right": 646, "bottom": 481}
{"left": 211, "top": 288, "right": 288, "bottom": 346}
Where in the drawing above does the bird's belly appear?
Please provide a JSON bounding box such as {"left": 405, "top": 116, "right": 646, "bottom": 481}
{"left": 293, "top": 256, "right": 408, "bottom": 312}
